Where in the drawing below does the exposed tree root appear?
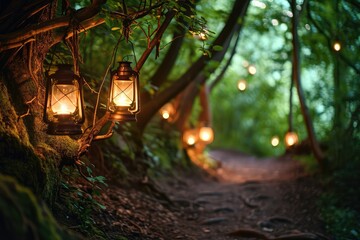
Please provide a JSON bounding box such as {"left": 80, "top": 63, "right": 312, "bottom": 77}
{"left": 228, "top": 228, "right": 326, "bottom": 240}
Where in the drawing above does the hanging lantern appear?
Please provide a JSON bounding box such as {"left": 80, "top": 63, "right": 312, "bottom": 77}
{"left": 44, "top": 64, "right": 85, "bottom": 135}
{"left": 108, "top": 61, "right": 140, "bottom": 121}
{"left": 182, "top": 129, "right": 198, "bottom": 147}
{"left": 199, "top": 126, "right": 214, "bottom": 144}
{"left": 159, "top": 103, "right": 175, "bottom": 121}
{"left": 285, "top": 131, "right": 298, "bottom": 148}
{"left": 237, "top": 79, "right": 247, "bottom": 91}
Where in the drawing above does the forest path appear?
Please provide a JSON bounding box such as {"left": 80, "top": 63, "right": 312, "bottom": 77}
{"left": 159, "top": 149, "right": 330, "bottom": 240}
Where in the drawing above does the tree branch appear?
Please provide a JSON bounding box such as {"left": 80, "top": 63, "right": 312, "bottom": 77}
{"left": 137, "top": 0, "right": 250, "bottom": 131}
{"left": 134, "top": 9, "right": 176, "bottom": 72}
{"left": 0, "top": 0, "right": 106, "bottom": 52}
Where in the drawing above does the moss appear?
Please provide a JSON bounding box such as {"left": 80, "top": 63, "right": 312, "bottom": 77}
{"left": 0, "top": 80, "right": 61, "bottom": 204}
{"left": 0, "top": 174, "right": 78, "bottom": 240}
{"left": 0, "top": 81, "right": 31, "bottom": 148}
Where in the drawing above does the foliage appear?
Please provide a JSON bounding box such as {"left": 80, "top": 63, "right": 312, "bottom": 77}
{"left": 143, "top": 118, "right": 187, "bottom": 172}
{"left": 320, "top": 192, "right": 360, "bottom": 239}
{"left": 56, "top": 165, "right": 108, "bottom": 238}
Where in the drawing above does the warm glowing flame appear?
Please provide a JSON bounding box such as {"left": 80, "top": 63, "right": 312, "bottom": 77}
{"left": 112, "top": 80, "right": 133, "bottom": 107}
{"left": 237, "top": 80, "right": 247, "bottom": 91}
{"left": 333, "top": 42, "right": 341, "bottom": 51}
{"left": 285, "top": 132, "right": 298, "bottom": 147}
{"left": 199, "top": 127, "right": 214, "bottom": 144}
{"left": 248, "top": 65, "right": 257, "bottom": 75}
{"left": 114, "top": 93, "right": 132, "bottom": 106}
{"left": 51, "top": 84, "right": 77, "bottom": 115}
{"left": 271, "top": 136, "right": 280, "bottom": 147}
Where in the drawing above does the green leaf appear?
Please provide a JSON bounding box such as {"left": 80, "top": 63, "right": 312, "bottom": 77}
{"left": 212, "top": 45, "right": 223, "bottom": 51}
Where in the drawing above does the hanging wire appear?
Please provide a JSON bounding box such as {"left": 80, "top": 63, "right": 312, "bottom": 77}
{"left": 92, "top": 36, "right": 124, "bottom": 127}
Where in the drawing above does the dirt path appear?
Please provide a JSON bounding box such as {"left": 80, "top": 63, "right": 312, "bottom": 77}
{"left": 158, "top": 149, "right": 330, "bottom": 240}
{"left": 94, "top": 149, "right": 331, "bottom": 239}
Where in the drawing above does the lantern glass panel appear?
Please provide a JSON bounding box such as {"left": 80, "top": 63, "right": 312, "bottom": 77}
{"left": 112, "top": 79, "right": 134, "bottom": 107}
{"left": 51, "top": 83, "right": 78, "bottom": 115}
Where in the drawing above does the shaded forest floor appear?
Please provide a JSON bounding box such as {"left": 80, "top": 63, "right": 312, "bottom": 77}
{"left": 78, "top": 149, "right": 332, "bottom": 239}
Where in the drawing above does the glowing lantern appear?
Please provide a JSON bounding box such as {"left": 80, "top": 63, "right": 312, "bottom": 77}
{"left": 237, "top": 79, "right": 247, "bottom": 91}
{"left": 199, "top": 127, "right": 214, "bottom": 144}
{"left": 159, "top": 103, "right": 175, "bottom": 121}
{"left": 285, "top": 131, "right": 298, "bottom": 147}
{"left": 44, "top": 64, "right": 84, "bottom": 135}
{"left": 333, "top": 41, "right": 341, "bottom": 52}
{"left": 183, "top": 129, "right": 198, "bottom": 147}
{"left": 271, "top": 136, "right": 280, "bottom": 147}
{"left": 108, "top": 61, "right": 140, "bottom": 121}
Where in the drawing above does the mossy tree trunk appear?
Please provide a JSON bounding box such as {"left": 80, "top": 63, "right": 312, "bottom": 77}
{"left": 0, "top": 1, "right": 101, "bottom": 204}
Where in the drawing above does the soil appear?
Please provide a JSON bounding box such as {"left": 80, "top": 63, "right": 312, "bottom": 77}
{"left": 91, "top": 149, "right": 332, "bottom": 240}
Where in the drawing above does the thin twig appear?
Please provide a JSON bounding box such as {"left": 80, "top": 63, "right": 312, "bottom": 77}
{"left": 92, "top": 37, "right": 122, "bottom": 127}
{"left": 17, "top": 108, "right": 31, "bottom": 121}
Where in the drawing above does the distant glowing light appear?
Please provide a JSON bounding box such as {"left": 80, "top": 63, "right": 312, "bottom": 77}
{"left": 285, "top": 132, "right": 299, "bottom": 147}
{"left": 183, "top": 129, "right": 198, "bottom": 147}
{"left": 333, "top": 41, "right": 341, "bottom": 51}
{"left": 187, "top": 136, "right": 196, "bottom": 146}
{"left": 271, "top": 136, "right": 280, "bottom": 147}
{"left": 271, "top": 19, "right": 279, "bottom": 26}
{"left": 162, "top": 111, "right": 170, "bottom": 119}
{"left": 199, "top": 127, "right": 214, "bottom": 144}
{"left": 242, "top": 60, "right": 249, "bottom": 68}
{"left": 248, "top": 65, "right": 257, "bottom": 75}
{"left": 284, "top": 10, "right": 293, "bottom": 18}
{"left": 237, "top": 79, "right": 247, "bottom": 91}
{"left": 159, "top": 103, "right": 175, "bottom": 121}
{"left": 305, "top": 24, "right": 311, "bottom": 31}
{"left": 251, "top": 0, "right": 266, "bottom": 9}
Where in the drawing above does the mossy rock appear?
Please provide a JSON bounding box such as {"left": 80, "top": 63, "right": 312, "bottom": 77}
{"left": 0, "top": 174, "right": 79, "bottom": 240}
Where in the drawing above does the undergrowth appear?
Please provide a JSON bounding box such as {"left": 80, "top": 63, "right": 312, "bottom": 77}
{"left": 56, "top": 164, "right": 109, "bottom": 239}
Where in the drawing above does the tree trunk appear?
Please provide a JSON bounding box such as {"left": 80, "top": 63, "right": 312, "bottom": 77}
{"left": 137, "top": 0, "right": 250, "bottom": 132}
{"left": 0, "top": 2, "right": 66, "bottom": 204}
{"left": 291, "top": 0, "right": 325, "bottom": 163}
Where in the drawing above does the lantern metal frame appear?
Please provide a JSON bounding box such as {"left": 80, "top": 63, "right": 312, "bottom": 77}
{"left": 108, "top": 61, "right": 140, "bottom": 121}
{"left": 44, "top": 64, "right": 85, "bottom": 135}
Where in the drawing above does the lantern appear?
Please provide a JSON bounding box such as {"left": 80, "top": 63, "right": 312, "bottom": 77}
{"left": 108, "top": 61, "right": 140, "bottom": 121}
{"left": 285, "top": 131, "right": 298, "bottom": 147}
{"left": 44, "top": 64, "right": 85, "bottom": 135}
{"left": 183, "top": 129, "right": 198, "bottom": 147}
{"left": 199, "top": 127, "right": 214, "bottom": 144}
{"left": 159, "top": 103, "right": 175, "bottom": 121}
